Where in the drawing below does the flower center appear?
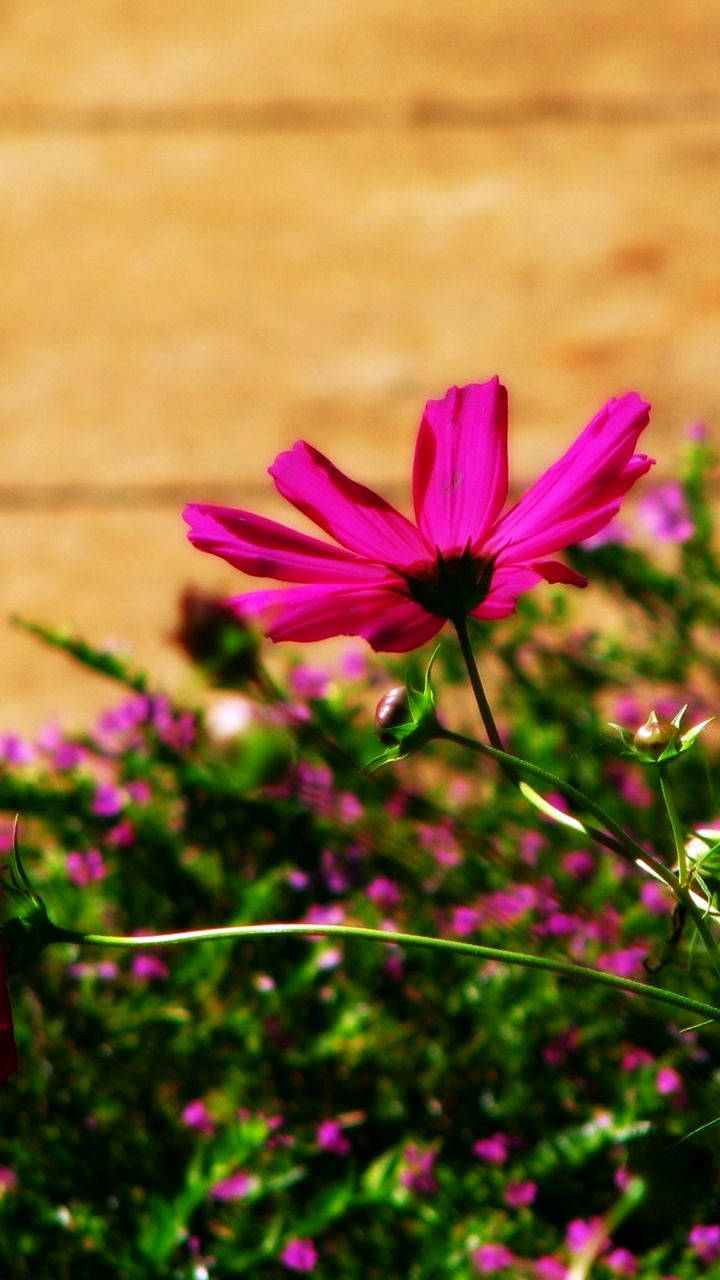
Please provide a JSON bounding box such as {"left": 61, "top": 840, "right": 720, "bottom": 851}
{"left": 402, "top": 548, "right": 495, "bottom": 619}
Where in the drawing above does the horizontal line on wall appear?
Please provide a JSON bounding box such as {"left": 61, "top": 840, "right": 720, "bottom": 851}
{"left": 0, "top": 95, "right": 717, "bottom": 134}
{"left": 0, "top": 479, "right": 412, "bottom": 511}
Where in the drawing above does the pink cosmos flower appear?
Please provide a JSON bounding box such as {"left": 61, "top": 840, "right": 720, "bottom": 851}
{"left": 184, "top": 380, "right": 652, "bottom": 652}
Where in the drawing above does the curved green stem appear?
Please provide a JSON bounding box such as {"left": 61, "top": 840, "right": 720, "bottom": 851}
{"left": 659, "top": 766, "right": 688, "bottom": 885}
{"left": 56, "top": 921, "right": 720, "bottom": 1023}
{"left": 437, "top": 724, "right": 720, "bottom": 974}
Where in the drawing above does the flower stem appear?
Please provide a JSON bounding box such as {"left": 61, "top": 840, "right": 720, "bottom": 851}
{"left": 451, "top": 618, "right": 651, "bottom": 866}
{"left": 57, "top": 921, "right": 720, "bottom": 1024}
{"left": 452, "top": 615, "right": 505, "bottom": 752}
{"left": 436, "top": 723, "right": 720, "bottom": 974}
{"left": 659, "top": 766, "right": 688, "bottom": 884}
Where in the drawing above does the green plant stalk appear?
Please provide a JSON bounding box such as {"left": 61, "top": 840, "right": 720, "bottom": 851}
{"left": 55, "top": 921, "right": 720, "bottom": 1023}
{"left": 437, "top": 724, "right": 720, "bottom": 973}
{"left": 452, "top": 617, "right": 636, "bottom": 861}
{"left": 447, "top": 618, "right": 720, "bottom": 971}
{"left": 659, "top": 765, "right": 688, "bottom": 884}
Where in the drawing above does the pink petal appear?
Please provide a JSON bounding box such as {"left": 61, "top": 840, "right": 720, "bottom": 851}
{"left": 184, "top": 504, "right": 387, "bottom": 583}
{"left": 412, "top": 380, "right": 508, "bottom": 552}
{"left": 533, "top": 560, "right": 587, "bottom": 587}
{"left": 486, "top": 392, "right": 652, "bottom": 562}
{"left": 471, "top": 565, "right": 541, "bottom": 619}
{"left": 231, "top": 582, "right": 443, "bottom": 652}
{"left": 270, "top": 443, "right": 427, "bottom": 567}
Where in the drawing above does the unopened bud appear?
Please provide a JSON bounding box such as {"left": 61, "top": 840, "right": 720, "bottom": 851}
{"left": 374, "top": 687, "right": 411, "bottom": 744}
{"left": 633, "top": 711, "right": 681, "bottom": 759}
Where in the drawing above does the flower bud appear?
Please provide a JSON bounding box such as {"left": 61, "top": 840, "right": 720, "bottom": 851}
{"left": 633, "top": 712, "right": 680, "bottom": 759}
{"left": 374, "top": 687, "right": 411, "bottom": 745}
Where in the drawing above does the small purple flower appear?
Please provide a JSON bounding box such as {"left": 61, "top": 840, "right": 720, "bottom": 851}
{"left": 596, "top": 947, "right": 647, "bottom": 979}
{"left": 316, "top": 1118, "right": 351, "bottom": 1155}
{"left": 638, "top": 482, "right": 694, "bottom": 543}
{"left": 656, "top": 1066, "right": 683, "bottom": 1096}
{"left": 621, "top": 1046, "right": 653, "bottom": 1071}
{"left": 289, "top": 664, "right": 330, "bottom": 700}
{"left": 532, "top": 1258, "right": 566, "bottom": 1280}
{"left": 366, "top": 877, "right": 402, "bottom": 910}
{"left": 92, "top": 782, "right": 124, "bottom": 817}
{"left": 689, "top": 1224, "right": 720, "bottom": 1265}
{"left": 449, "top": 906, "right": 481, "bottom": 937}
{"left": 211, "top": 1170, "right": 252, "bottom": 1201}
{"left": 472, "top": 1133, "right": 509, "bottom": 1164}
{"left": 400, "top": 1143, "right": 437, "bottom": 1194}
{"left": 472, "top": 1244, "right": 514, "bottom": 1273}
{"left": 131, "top": 954, "right": 169, "bottom": 981}
{"left": 606, "top": 1247, "right": 637, "bottom": 1276}
{"left": 182, "top": 1099, "right": 215, "bottom": 1134}
{"left": 565, "top": 1217, "right": 608, "bottom": 1254}
{"left": 280, "top": 1238, "right": 318, "bottom": 1272}
{"left": 66, "top": 849, "right": 107, "bottom": 887}
{"left": 562, "top": 850, "right": 595, "bottom": 879}
{"left": 504, "top": 1180, "right": 537, "bottom": 1208}
{"left": 287, "top": 869, "right": 310, "bottom": 890}
{"left": 0, "top": 735, "right": 34, "bottom": 765}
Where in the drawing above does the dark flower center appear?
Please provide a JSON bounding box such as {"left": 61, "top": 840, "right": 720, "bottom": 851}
{"left": 402, "top": 548, "right": 495, "bottom": 619}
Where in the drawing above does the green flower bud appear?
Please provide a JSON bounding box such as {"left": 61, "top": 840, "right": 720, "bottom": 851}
{"left": 633, "top": 712, "right": 681, "bottom": 759}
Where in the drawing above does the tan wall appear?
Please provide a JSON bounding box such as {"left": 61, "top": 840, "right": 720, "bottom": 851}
{"left": 2, "top": 3, "right": 720, "bottom": 731}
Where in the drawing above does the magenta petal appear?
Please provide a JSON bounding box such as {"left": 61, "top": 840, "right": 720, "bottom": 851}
{"left": 270, "top": 443, "right": 427, "bottom": 567}
{"left": 231, "top": 582, "right": 443, "bottom": 652}
{"left": 533, "top": 560, "right": 587, "bottom": 587}
{"left": 487, "top": 392, "right": 652, "bottom": 562}
{"left": 183, "top": 504, "right": 387, "bottom": 583}
{"left": 412, "top": 380, "right": 508, "bottom": 552}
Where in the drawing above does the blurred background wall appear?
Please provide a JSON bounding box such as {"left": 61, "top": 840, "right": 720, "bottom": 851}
{"left": 1, "top": 1, "right": 720, "bottom": 730}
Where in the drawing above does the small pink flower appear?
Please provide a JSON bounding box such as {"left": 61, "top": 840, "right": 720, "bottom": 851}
{"left": 185, "top": 380, "right": 652, "bottom": 652}
{"left": 400, "top": 1143, "right": 437, "bottom": 1193}
{"left": 366, "top": 877, "right": 402, "bottom": 909}
{"left": 131, "top": 954, "right": 169, "bottom": 981}
{"left": 448, "top": 906, "right": 481, "bottom": 937}
{"left": 532, "top": 1258, "right": 567, "bottom": 1280}
{"left": 0, "top": 1166, "right": 17, "bottom": 1192}
{"left": 656, "top": 1066, "right": 682, "bottom": 1096}
{"left": 606, "top": 1247, "right": 637, "bottom": 1276}
{"left": 562, "top": 850, "right": 595, "bottom": 879}
{"left": 66, "top": 849, "right": 107, "bottom": 886}
{"left": 0, "top": 735, "right": 34, "bottom": 765}
{"left": 182, "top": 1099, "right": 215, "bottom": 1134}
{"left": 504, "top": 1180, "right": 537, "bottom": 1208}
{"left": 92, "top": 782, "right": 124, "bottom": 817}
{"left": 689, "top": 1224, "right": 720, "bottom": 1264}
{"left": 472, "top": 1133, "right": 509, "bottom": 1164}
{"left": 565, "top": 1217, "right": 609, "bottom": 1254}
{"left": 638, "top": 482, "right": 694, "bottom": 543}
{"left": 280, "top": 1238, "right": 318, "bottom": 1272}
{"left": 211, "top": 1170, "right": 252, "bottom": 1201}
{"left": 640, "top": 880, "right": 671, "bottom": 914}
{"left": 596, "top": 947, "right": 647, "bottom": 979}
{"left": 472, "top": 1244, "right": 515, "bottom": 1273}
{"left": 621, "top": 1046, "right": 653, "bottom": 1071}
{"left": 316, "top": 1118, "right": 351, "bottom": 1155}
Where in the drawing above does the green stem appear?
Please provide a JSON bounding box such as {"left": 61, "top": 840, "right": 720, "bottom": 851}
{"left": 437, "top": 724, "right": 720, "bottom": 974}
{"left": 452, "top": 617, "right": 636, "bottom": 863}
{"left": 57, "top": 921, "right": 720, "bottom": 1023}
{"left": 659, "top": 766, "right": 688, "bottom": 884}
{"left": 453, "top": 616, "right": 505, "bottom": 751}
